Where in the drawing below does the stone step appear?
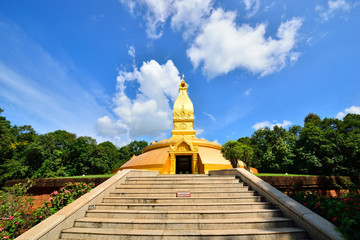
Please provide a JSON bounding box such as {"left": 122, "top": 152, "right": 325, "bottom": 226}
{"left": 112, "top": 188, "right": 251, "bottom": 193}
{"left": 86, "top": 209, "right": 282, "bottom": 219}
{"left": 56, "top": 173, "right": 311, "bottom": 240}
{"left": 154, "top": 174, "right": 209, "bottom": 176}
{"left": 102, "top": 196, "right": 263, "bottom": 203}
{"left": 113, "top": 186, "right": 249, "bottom": 192}
{"left": 118, "top": 182, "right": 245, "bottom": 188}
{"left": 60, "top": 227, "right": 307, "bottom": 240}
{"left": 109, "top": 190, "right": 256, "bottom": 197}
{"left": 94, "top": 202, "right": 273, "bottom": 211}
{"left": 74, "top": 217, "right": 294, "bottom": 230}
{"left": 125, "top": 179, "right": 240, "bottom": 184}
{"left": 127, "top": 175, "right": 234, "bottom": 179}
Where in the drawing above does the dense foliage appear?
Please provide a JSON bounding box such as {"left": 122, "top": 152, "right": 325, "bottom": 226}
{"left": 0, "top": 181, "right": 34, "bottom": 239}
{"left": 286, "top": 182, "right": 360, "bottom": 240}
{"left": 0, "top": 108, "right": 148, "bottom": 187}
{"left": 230, "top": 113, "right": 360, "bottom": 177}
{"left": 33, "top": 182, "right": 95, "bottom": 225}
{"left": 221, "top": 140, "right": 254, "bottom": 168}
{"left": 0, "top": 180, "right": 94, "bottom": 239}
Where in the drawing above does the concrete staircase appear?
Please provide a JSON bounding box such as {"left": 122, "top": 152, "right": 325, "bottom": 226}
{"left": 59, "top": 174, "right": 309, "bottom": 239}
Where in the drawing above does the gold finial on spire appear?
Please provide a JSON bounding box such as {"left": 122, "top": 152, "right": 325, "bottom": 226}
{"left": 172, "top": 74, "right": 196, "bottom": 138}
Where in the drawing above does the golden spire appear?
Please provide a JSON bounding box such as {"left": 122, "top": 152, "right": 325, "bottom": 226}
{"left": 171, "top": 77, "right": 196, "bottom": 138}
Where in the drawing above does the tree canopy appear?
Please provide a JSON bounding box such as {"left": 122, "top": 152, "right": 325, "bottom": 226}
{"left": 221, "top": 140, "right": 254, "bottom": 169}
{"left": 0, "top": 108, "right": 148, "bottom": 187}
{"left": 222, "top": 113, "right": 360, "bottom": 177}
{"left": 2, "top": 107, "right": 359, "bottom": 186}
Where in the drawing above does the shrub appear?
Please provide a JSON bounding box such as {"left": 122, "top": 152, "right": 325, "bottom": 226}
{"left": 33, "top": 182, "right": 95, "bottom": 224}
{"left": 286, "top": 189, "right": 360, "bottom": 240}
{"left": 0, "top": 180, "right": 95, "bottom": 239}
{"left": 0, "top": 180, "right": 34, "bottom": 239}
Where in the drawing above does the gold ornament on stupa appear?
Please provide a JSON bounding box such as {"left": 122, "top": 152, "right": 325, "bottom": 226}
{"left": 172, "top": 75, "right": 196, "bottom": 138}
{"left": 113, "top": 75, "right": 232, "bottom": 174}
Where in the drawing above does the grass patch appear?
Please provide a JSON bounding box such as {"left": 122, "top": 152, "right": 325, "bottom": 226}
{"left": 254, "top": 173, "right": 318, "bottom": 177}
{"left": 56, "top": 174, "right": 115, "bottom": 179}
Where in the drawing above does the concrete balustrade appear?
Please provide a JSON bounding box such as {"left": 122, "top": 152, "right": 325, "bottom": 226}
{"left": 15, "top": 169, "right": 158, "bottom": 240}
{"left": 16, "top": 169, "right": 337, "bottom": 239}
{"left": 209, "top": 168, "right": 344, "bottom": 240}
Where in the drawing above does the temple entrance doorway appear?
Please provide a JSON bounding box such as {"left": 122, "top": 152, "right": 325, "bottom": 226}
{"left": 176, "top": 155, "right": 192, "bottom": 174}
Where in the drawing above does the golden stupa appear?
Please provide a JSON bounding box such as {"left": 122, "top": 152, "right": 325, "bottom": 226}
{"left": 113, "top": 77, "right": 233, "bottom": 174}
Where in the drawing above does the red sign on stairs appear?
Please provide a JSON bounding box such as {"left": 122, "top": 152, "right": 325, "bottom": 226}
{"left": 176, "top": 192, "right": 191, "bottom": 197}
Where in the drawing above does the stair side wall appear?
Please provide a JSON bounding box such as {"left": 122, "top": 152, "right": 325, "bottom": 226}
{"left": 209, "top": 168, "right": 343, "bottom": 240}
{"left": 15, "top": 169, "right": 158, "bottom": 240}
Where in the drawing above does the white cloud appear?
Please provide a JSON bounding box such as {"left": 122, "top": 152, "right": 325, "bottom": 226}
{"left": 316, "top": 0, "right": 353, "bottom": 21}
{"left": 120, "top": 0, "right": 173, "bottom": 39}
{"left": 203, "top": 111, "right": 215, "bottom": 121}
{"left": 195, "top": 128, "right": 204, "bottom": 136}
{"left": 171, "top": 0, "right": 213, "bottom": 39}
{"left": 92, "top": 14, "right": 104, "bottom": 21}
{"left": 244, "top": 0, "right": 261, "bottom": 17}
{"left": 96, "top": 116, "right": 128, "bottom": 136}
{"left": 143, "top": 0, "right": 174, "bottom": 39}
{"left": 120, "top": 0, "right": 213, "bottom": 39}
{"left": 97, "top": 59, "right": 181, "bottom": 140}
{"left": 244, "top": 88, "right": 252, "bottom": 97}
{"left": 290, "top": 52, "right": 301, "bottom": 62}
{"left": 120, "top": 1, "right": 302, "bottom": 78}
{"left": 335, "top": 106, "right": 360, "bottom": 119}
{"left": 264, "top": 2, "right": 276, "bottom": 12}
{"left": 187, "top": 9, "right": 303, "bottom": 78}
{"left": 119, "top": 0, "right": 137, "bottom": 15}
{"left": 252, "top": 120, "right": 292, "bottom": 130}
{"left": 128, "top": 45, "right": 136, "bottom": 58}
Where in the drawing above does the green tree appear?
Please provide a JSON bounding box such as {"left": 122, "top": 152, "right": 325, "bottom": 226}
{"left": 0, "top": 108, "right": 152, "bottom": 183}
{"left": 237, "top": 136, "right": 252, "bottom": 146}
{"left": 221, "top": 140, "right": 242, "bottom": 168}
{"left": 0, "top": 109, "right": 38, "bottom": 185}
{"left": 117, "top": 145, "right": 131, "bottom": 168}
{"left": 239, "top": 144, "right": 254, "bottom": 169}
{"left": 304, "top": 113, "right": 321, "bottom": 124}
{"left": 29, "top": 132, "right": 69, "bottom": 178}
{"left": 95, "top": 141, "right": 119, "bottom": 170}
{"left": 128, "top": 140, "right": 148, "bottom": 156}
{"left": 0, "top": 108, "right": 15, "bottom": 163}
{"left": 68, "top": 136, "right": 97, "bottom": 175}
{"left": 341, "top": 114, "right": 360, "bottom": 177}
{"left": 250, "top": 126, "right": 297, "bottom": 173}
{"left": 298, "top": 117, "right": 342, "bottom": 175}
{"left": 221, "top": 140, "right": 254, "bottom": 169}
{"left": 116, "top": 140, "right": 148, "bottom": 169}
{"left": 232, "top": 113, "right": 360, "bottom": 176}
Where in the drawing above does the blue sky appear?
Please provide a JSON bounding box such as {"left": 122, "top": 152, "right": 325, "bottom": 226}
{"left": 0, "top": 0, "right": 359, "bottom": 146}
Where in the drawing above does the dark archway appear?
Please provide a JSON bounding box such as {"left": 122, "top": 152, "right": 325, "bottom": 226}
{"left": 176, "top": 155, "right": 192, "bottom": 174}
